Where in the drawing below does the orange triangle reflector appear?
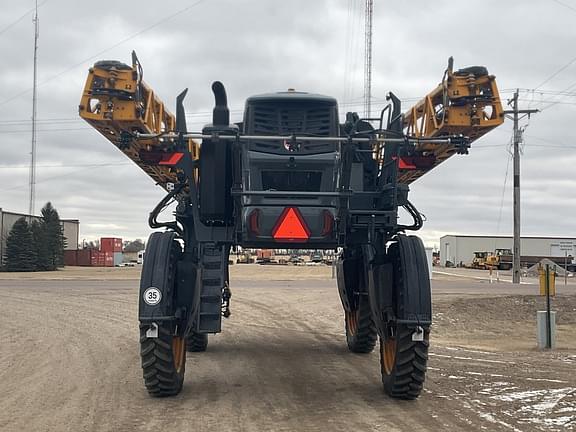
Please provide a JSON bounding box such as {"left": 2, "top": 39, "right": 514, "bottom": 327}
{"left": 273, "top": 207, "right": 310, "bottom": 241}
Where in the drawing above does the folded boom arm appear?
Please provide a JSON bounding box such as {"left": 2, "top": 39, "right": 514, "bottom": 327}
{"left": 398, "top": 58, "right": 504, "bottom": 184}
{"left": 78, "top": 52, "right": 198, "bottom": 190}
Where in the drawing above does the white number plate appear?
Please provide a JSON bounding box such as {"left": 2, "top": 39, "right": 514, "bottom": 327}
{"left": 143, "top": 287, "right": 162, "bottom": 306}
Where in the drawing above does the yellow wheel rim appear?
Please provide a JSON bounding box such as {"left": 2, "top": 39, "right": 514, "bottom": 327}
{"left": 172, "top": 336, "right": 185, "bottom": 373}
{"left": 346, "top": 310, "right": 359, "bottom": 336}
{"left": 382, "top": 337, "right": 397, "bottom": 375}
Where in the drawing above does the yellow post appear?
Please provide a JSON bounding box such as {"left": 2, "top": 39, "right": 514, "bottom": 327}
{"left": 539, "top": 264, "right": 556, "bottom": 296}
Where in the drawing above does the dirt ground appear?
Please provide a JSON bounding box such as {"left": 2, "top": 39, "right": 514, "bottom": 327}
{"left": 0, "top": 266, "right": 574, "bottom": 431}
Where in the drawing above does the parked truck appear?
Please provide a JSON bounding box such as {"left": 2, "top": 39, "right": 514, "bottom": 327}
{"left": 79, "top": 53, "right": 503, "bottom": 399}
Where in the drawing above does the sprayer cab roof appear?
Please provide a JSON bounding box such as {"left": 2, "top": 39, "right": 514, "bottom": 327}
{"left": 242, "top": 90, "right": 340, "bottom": 139}
{"left": 246, "top": 90, "right": 337, "bottom": 105}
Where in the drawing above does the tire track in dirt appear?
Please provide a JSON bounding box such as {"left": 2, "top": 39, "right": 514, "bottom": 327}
{"left": 0, "top": 280, "right": 574, "bottom": 431}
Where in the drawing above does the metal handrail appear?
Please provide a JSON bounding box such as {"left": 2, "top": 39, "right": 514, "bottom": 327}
{"left": 134, "top": 132, "right": 459, "bottom": 144}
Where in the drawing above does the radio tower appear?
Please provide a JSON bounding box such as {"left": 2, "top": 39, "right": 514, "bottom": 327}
{"left": 29, "top": 0, "right": 39, "bottom": 216}
{"left": 363, "top": 0, "right": 373, "bottom": 118}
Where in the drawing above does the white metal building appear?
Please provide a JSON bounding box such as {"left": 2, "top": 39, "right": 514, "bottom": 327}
{"left": 440, "top": 235, "right": 576, "bottom": 267}
{"left": 0, "top": 208, "right": 79, "bottom": 264}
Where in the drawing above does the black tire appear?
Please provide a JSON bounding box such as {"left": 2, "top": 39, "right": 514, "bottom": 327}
{"left": 380, "top": 325, "right": 429, "bottom": 400}
{"left": 139, "top": 232, "right": 185, "bottom": 397}
{"left": 380, "top": 236, "right": 430, "bottom": 399}
{"left": 140, "top": 323, "right": 186, "bottom": 397}
{"left": 455, "top": 65, "right": 488, "bottom": 76}
{"left": 345, "top": 294, "right": 377, "bottom": 353}
{"left": 186, "top": 332, "right": 208, "bottom": 352}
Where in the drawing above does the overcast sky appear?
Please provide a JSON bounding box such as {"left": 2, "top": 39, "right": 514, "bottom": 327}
{"left": 1, "top": 0, "right": 575, "bottom": 247}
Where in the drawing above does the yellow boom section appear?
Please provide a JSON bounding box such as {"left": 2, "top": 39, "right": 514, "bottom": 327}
{"left": 78, "top": 53, "right": 198, "bottom": 189}
{"left": 399, "top": 60, "right": 504, "bottom": 184}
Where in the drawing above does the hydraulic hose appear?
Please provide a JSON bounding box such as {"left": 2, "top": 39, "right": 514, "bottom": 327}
{"left": 148, "top": 183, "right": 186, "bottom": 236}
{"left": 397, "top": 199, "right": 424, "bottom": 232}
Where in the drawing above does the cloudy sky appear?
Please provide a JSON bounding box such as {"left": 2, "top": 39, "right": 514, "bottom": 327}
{"left": 1, "top": 0, "right": 575, "bottom": 247}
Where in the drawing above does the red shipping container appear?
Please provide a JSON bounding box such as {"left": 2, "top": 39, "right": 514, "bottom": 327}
{"left": 90, "top": 251, "right": 100, "bottom": 266}
{"left": 95, "top": 251, "right": 105, "bottom": 267}
{"left": 100, "top": 237, "right": 123, "bottom": 253}
{"left": 64, "top": 250, "right": 77, "bottom": 266}
{"left": 104, "top": 251, "right": 114, "bottom": 267}
{"left": 76, "top": 249, "right": 94, "bottom": 266}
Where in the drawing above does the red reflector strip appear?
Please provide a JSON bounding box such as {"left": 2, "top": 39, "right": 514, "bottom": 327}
{"left": 321, "top": 210, "right": 333, "bottom": 237}
{"left": 392, "top": 156, "right": 416, "bottom": 170}
{"left": 248, "top": 209, "right": 260, "bottom": 235}
{"left": 159, "top": 152, "right": 184, "bottom": 166}
{"left": 273, "top": 207, "right": 310, "bottom": 241}
{"left": 393, "top": 155, "right": 436, "bottom": 170}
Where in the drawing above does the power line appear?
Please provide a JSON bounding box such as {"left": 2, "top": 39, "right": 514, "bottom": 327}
{"left": 0, "top": 162, "right": 131, "bottom": 169}
{"left": 550, "top": 0, "right": 576, "bottom": 14}
{"left": 501, "top": 88, "right": 576, "bottom": 97}
{"left": 0, "top": 164, "right": 130, "bottom": 193}
{"left": 0, "top": 98, "right": 429, "bottom": 128}
{"left": 0, "top": 101, "right": 420, "bottom": 133}
{"left": 0, "top": 127, "right": 92, "bottom": 134}
{"left": 532, "top": 55, "right": 576, "bottom": 91}
{"left": 0, "top": 0, "right": 49, "bottom": 37}
{"left": 537, "top": 81, "right": 576, "bottom": 111}
{"left": 518, "top": 98, "right": 576, "bottom": 105}
{"left": 494, "top": 151, "right": 513, "bottom": 251}
{"left": 0, "top": 0, "right": 209, "bottom": 109}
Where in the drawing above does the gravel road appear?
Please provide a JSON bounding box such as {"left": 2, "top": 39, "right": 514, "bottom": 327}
{"left": 0, "top": 276, "right": 574, "bottom": 431}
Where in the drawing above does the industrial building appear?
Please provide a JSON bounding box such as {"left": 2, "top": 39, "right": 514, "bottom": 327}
{"left": 440, "top": 235, "right": 576, "bottom": 267}
{"left": 0, "top": 208, "right": 79, "bottom": 264}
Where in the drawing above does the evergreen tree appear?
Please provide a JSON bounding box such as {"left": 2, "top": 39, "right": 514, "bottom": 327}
{"left": 124, "top": 239, "right": 145, "bottom": 253}
{"left": 30, "top": 219, "right": 50, "bottom": 271}
{"left": 40, "top": 202, "right": 66, "bottom": 270}
{"left": 4, "top": 218, "right": 37, "bottom": 272}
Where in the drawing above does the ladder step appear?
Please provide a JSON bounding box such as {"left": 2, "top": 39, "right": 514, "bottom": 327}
{"left": 196, "top": 244, "right": 226, "bottom": 334}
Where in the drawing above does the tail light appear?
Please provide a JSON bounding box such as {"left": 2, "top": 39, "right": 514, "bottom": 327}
{"left": 321, "top": 210, "right": 334, "bottom": 237}
{"left": 248, "top": 209, "right": 261, "bottom": 236}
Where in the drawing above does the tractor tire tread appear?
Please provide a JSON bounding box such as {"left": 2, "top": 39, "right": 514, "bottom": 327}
{"left": 346, "top": 296, "right": 378, "bottom": 353}
{"left": 140, "top": 324, "right": 185, "bottom": 397}
{"left": 186, "top": 332, "right": 208, "bottom": 352}
{"left": 381, "top": 326, "right": 429, "bottom": 400}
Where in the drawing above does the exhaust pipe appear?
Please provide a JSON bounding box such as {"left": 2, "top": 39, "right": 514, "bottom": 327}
{"left": 211, "top": 81, "right": 229, "bottom": 126}
{"left": 175, "top": 88, "right": 188, "bottom": 133}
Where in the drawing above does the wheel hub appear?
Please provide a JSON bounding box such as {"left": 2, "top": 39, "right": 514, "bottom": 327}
{"left": 172, "top": 336, "right": 185, "bottom": 373}
{"left": 346, "top": 310, "right": 359, "bottom": 335}
{"left": 382, "top": 337, "right": 397, "bottom": 375}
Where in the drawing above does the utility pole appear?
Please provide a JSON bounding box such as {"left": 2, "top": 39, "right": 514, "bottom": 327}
{"left": 503, "top": 90, "right": 538, "bottom": 284}
{"left": 29, "top": 0, "right": 39, "bottom": 217}
{"left": 363, "top": 0, "right": 373, "bottom": 118}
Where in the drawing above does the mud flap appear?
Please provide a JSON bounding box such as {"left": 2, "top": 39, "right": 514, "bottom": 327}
{"left": 139, "top": 232, "right": 182, "bottom": 325}
{"left": 394, "top": 235, "right": 431, "bottom": 326}
{"left": 336, "top": 253, "right": 360, "bottom": 313}
{"left": 176, "top": 253, "right": 200, "bottom": 336}
{"left": 365, "top": 247, "right": 394, "bottom": 337}
{"left": 366, "top": 235, "right": 431, "bottom": 337}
